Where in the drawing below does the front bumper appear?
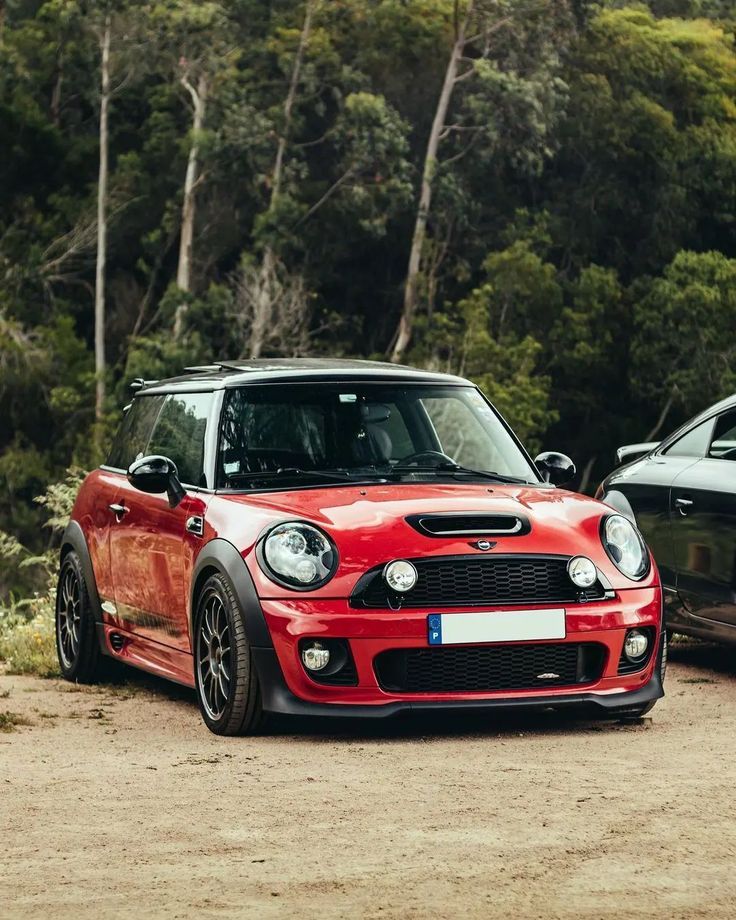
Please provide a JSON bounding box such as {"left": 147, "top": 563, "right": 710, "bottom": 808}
{"left": 256, "top": 587, "right": 664, "bottom": 716}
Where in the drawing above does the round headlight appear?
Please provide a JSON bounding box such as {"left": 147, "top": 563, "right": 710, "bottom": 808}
{"left": 601, "top": 514, "right": 649, "bottom": 580}
{"left": 383, "top": 559, "right": 417, "bottom": 593}
{"left": 567, "top": 555, "right": 597, "bottom": 589}
{"left": 260, "top": 522, "right": 337, "bottom": 589}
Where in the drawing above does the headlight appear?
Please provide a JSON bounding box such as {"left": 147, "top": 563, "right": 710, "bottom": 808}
{"left": 601, "top": 514, "right": 649, "bottom": 580}
{"left": 259, "top": 522, "right": 338, "bottom": 590}
{"left": 567, "top": 555, "right": 597, "bottom": 589}
{"left": 383, "top": 559, "right": 418, "bottom": 593}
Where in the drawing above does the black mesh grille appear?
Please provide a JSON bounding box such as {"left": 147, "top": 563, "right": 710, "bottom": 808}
{"left": 354, "top": 555, "right": 605, "bottom": 608}
{"left": 374, "top": 642, "right": 606, "bottom": 693}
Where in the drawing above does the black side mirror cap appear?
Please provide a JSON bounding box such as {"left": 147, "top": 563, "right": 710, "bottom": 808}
{"left": 127, "top": 455, "right": 185, "bottom": 508}
{"left": 534, "top": 451, "right": 576, "bottom": 486}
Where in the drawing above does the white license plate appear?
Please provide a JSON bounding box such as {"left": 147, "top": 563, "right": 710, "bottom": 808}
{"left": 427, "top": 609, "right": 566, "bottom": 645}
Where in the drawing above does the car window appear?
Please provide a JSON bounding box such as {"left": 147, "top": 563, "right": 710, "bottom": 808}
{"left": 217, "top": 384, "right": 535, "bottom": 488}
{"left": 421, "top": 392, "right": 519, "bottom": 472}
{"left": 147, "top": 393, "right": 212, "bottom": 487}
{"left": 663, "top": 417, "right": 715, "bottom": 458}
{"left": 106, "top": 395, "right": 165, "bottom": 471}
{"left": 709, "top": 410, "right": 736, "bottom": 460}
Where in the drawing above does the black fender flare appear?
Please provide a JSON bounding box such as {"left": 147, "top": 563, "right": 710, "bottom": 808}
{"left": 190, "top": 539, "right": 273, "bottom": 649}
{"left": 598, "top": 489, "right": 637, "bottom": 524}
{"left": 60, "top": 521, "right": 104, "bottom": 626}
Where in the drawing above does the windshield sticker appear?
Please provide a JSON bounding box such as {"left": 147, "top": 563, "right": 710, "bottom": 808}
{"left": 339, "top": 393, "right": 357, "bottom": 403}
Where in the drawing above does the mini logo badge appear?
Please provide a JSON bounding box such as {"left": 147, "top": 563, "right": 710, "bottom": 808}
{"left": 470, "top": 540, "right": 497, "bottom": 551}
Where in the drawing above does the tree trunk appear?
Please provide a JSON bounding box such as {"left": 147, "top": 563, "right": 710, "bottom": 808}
{"left": 94, "top": 18, "right": 111, "bottom": 428}
{"left": 174, "top": 72, "right": 208, "bottom": 338}
{"left": 249, "top": 0, "right": 314, "bottom": 358}
{"left": 389, "top": 1, "right": 473, "bottom": 364}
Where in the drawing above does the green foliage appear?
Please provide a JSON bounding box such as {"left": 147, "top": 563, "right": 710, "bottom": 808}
{"left": 631, "top": 250, "right": 736, "bottom": 415}
{"left": 0, "top": 468, "right": 84, "bottom": 678}
{"left": 1, "top": 0, "right": 736, "bottom": 575}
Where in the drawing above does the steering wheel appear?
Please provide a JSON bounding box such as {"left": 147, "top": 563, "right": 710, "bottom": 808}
{"left": 397, "top": 449, "right": 456, "bottom": 467}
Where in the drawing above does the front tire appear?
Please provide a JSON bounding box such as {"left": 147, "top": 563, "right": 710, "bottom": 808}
{"left": 55, "top": 551, "right": 107, "bottom": 683}
{"left": 194, "top": 573, "right": 267, "bottom": 735}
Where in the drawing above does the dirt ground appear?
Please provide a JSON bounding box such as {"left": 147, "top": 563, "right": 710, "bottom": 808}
{"left": 2, "top": 642, "right": 736, "bottom": 920}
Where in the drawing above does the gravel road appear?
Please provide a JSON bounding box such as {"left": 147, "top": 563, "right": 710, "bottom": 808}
{"left": 2, "top": 641, "right": 736, "bottom": 919}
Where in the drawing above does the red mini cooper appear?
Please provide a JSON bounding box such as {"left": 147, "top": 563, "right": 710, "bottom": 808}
{"left": 56, "top": 359, "right": 665, "bottom": 734}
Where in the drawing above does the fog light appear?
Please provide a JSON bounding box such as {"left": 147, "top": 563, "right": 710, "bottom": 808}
{"left": 301, "top": 641, "right": 330, "bottom": 671}
{"left": 624, "top": 629, "right": 649, "bottom": 661}
{"left": 383, "top": 559, "right": 418, "bottom": 593}
{"left": 567, "top": 555, "right": 597, "bottom": 589}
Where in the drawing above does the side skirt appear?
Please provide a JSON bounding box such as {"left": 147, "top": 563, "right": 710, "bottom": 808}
{"left": 96, "top": 624, "right": 195, "bottom": 688}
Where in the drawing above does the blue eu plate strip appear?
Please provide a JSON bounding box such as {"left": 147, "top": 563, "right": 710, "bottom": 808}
{"left": 427, "top": 615, "right": 442, "bottom": 645}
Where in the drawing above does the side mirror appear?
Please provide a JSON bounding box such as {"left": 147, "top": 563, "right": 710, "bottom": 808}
{"left": 127, "top": 455, "right": 185, "bottom": 508}
{"left": 535, "top": 451, "right": 576, "bottom": 486}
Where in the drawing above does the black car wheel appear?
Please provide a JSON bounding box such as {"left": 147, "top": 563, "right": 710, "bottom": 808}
{"left": 194, "top": 573, "right": 267, "bottom": 735}
{"left": 55, "top": 551, "right": 108, "bottom": 682}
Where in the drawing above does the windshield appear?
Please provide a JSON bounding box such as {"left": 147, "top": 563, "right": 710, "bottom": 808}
{"left": 217, "top": 383, "right": 538, "bottom": 488}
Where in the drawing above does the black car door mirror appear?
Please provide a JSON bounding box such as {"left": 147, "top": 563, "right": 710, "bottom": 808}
{"left": 535, "top": 451, "right": 576, "bottom": 486}
{"left": 127, "top": 455, "right": 185, "bottom": 508}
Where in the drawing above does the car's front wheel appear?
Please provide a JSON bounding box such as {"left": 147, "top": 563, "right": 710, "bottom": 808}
{"left": 194, "top": 572, "right": 267, "bottom": 735}
{"left": 55, "top": 551, "right": 108, "bottom": 683}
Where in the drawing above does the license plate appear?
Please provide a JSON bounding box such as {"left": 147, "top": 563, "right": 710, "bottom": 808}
{"left": 427, "top": 609, "right": 566, "bottom": 646}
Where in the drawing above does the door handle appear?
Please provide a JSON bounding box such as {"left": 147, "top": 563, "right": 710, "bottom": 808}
{"left": 108, "top": 503, "right": 129, "bottom": 517}
{"left": 674, "top": 497, "right": 693, "bottom": 516}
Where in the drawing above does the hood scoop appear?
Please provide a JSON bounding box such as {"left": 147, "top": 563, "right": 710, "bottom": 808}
{"left": 406, "top": 513, "right": 530, "bottom": 538}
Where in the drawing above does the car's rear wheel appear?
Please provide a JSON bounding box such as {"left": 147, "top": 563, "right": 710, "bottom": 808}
{"left": 194, "top": 572, "right": 267, "bottom": 735}
{"left": 55, "top": 551, "right": 108, "bottom": 683}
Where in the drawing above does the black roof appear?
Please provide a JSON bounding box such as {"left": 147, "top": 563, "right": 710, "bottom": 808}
{"left": 133, "top": 358, "right": 471, "bottom": 395}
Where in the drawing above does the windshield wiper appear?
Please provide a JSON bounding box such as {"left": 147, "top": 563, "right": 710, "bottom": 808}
{"left": 387, "top": 463, "right": 529, "bottom": 485}
{"left": 227, "top": 467, "right": 387, "bottom": 485}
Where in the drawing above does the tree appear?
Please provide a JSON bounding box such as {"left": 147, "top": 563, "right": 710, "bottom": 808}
{"left": 388, "top": 0, "right": 577, "bottom": 363}
{"left": 631, "top": 250, "right": 736, "bottom": 431}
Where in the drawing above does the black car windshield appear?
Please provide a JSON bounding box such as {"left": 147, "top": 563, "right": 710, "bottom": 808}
{"left": 217, "top": 383, "right": 538, "bottom": 488}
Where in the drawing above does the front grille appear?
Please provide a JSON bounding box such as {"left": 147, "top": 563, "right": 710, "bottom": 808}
{"left": 353, "top": 555, "right": 605, "bottom": 608}
{"left": 374, "top": 642, "right": 606, "bottom": 694}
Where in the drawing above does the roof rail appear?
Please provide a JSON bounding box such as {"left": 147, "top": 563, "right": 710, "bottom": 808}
{"left": 129, "top": 377, "right": 159, "bottom": 392}
{"left": 182, "top": 364, "right": 221, "bottom": 373}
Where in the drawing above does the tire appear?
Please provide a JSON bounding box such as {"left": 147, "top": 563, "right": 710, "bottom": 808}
{"left": 55, "top": 551, "right": 109, "bottom": 683}
{"left": 193, "top": 572, "right": 267, "bottom": 736}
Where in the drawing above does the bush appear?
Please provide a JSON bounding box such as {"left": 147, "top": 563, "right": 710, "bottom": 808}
{"left": 0, "top": 468, "right": 84, "bottom": 678}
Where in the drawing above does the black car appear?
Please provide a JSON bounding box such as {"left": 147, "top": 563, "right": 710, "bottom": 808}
{"left": 598, "top": 394, "right": 736, "bottom": 644}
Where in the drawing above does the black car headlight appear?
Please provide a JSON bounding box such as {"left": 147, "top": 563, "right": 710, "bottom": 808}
{"left": 600, "top": 514, "right": 649, "bottom": 581}
{"left": 258, "top": 521, "right": 338, "bottom": 590}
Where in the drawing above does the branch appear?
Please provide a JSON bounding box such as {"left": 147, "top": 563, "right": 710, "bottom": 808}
{"left": 440, "top": 130, "right": 483, "bottom": 167}
{"left": 180, "top": 72, "right": 201, "bottom": 109}
{"left": 293, "top": 166, "right": 355, "bottom": 228}
{"left": 646, "top": 385, "right": 679, "bottom": 441}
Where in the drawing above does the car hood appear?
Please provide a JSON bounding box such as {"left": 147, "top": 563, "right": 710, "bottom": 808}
{"left": 207, "top": 482, "right": 658, "bottom": 596}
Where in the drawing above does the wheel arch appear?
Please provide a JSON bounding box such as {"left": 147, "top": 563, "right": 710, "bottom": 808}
{"left": 189, "top": 539, "right": 273, "bottom": 648}
{"left": 59, "top": 521, "right": 103, "bottom": 626}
